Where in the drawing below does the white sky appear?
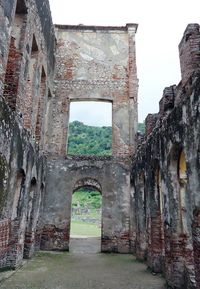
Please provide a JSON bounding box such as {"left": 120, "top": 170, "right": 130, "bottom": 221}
{"left": 69, "top": 101, "right": 112, "bottom": 126}
{"left": 49, "top": 0, "right": 200, "bottom": 124}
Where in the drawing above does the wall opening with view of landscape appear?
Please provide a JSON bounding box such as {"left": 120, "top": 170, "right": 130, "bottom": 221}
{"left": 70, "top": 188, "right": 102, "bottom": 238}
{"left": 67, "top": 101, "right": 112, "bottom": 156}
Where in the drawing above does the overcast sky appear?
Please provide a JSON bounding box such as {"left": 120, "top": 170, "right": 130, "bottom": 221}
{"left": 49, "top": 0, "right": 200, "bottom": 125}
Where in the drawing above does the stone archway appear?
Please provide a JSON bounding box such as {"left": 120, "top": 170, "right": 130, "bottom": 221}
{"left": 70, "top": 178, "right": 102, "bottom": 252}
{"left": 73, "top": 178, "right": 102, "bottom": 194}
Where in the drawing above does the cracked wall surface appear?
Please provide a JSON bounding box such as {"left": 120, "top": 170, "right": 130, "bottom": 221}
{"left": 132, "top": 24, "right": 200, "bottom": 289}
{"left": 48, "top": 24, "right": 138, "bottom": 156}
{"left": 42, "top": 24, "right": 138, "bottom": 253}
{"left": 41, "top": 156, "right": 132, "bottom": 253}
{"left": 0, "top": 0, "right": 55, "bottom": 268}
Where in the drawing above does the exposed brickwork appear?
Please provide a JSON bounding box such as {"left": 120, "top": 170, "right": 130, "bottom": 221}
{"left": 0, "top": 0, "right": 54, "bottom": 269}
{"left": 41, "top": 156, "right": 132, "bottom": 253}
{"left": 101, "top": 232, "right": 130, "bottom": 253}
{"left": 193, "top": 210, "right": 200, "bottom": 289}
{"left": 49, "top": 24, "right": 138, "bottom": 157}
{"left": 145, "top": 113, "right": 158, "bottom": 136}
{"left": 147, "top": 212, "right": 164, "bottom": 273}
{"left": 40, "top": 225, "right": 69, "bottom": 251}
{"left": 0, "top": 220, "right": 10, "bottom": 268}
{"left": 132, "top": 25, "right": 200, "bottom": 288}
{"left": 159, "top": 85, "right": 176, "bottom": 117}
{"left": 179, "top": 24, "right": 200, "bottom": 85}
{"left": 3, "top": 37, "right": 21, "bottom": 110}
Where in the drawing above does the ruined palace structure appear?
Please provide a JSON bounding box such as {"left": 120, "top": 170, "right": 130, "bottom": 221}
{"left": 0, "top": 0, "right": 199, "bottom": 288}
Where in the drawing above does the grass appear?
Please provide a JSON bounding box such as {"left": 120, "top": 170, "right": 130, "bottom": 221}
{"left": 72, "top": 189, "right": 102, "bottom": 209}
{"left": 70, "top": 220, "right": 101, "bottom": 237}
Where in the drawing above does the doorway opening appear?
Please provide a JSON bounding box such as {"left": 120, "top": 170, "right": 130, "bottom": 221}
{"left": 67, "top": 101, "right": 112, "bottom": 156}
{"left": 70, "top": 184, "right": 102, "bottom": 253}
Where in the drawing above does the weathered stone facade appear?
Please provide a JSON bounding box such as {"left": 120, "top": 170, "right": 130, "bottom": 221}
{"left": 0, "top": 0, "right": 55, "bottom": 268}
{"left": 41, "top": 24, "right": 138, "bottom": 253}
{"left": 0, "top": 0, "right": 200, "bottom": 288}
{"left": 132, "top": 24, "right": 200, "bottom": 288}
{"left": 41, "top": 155, "right": 132, "bottom": 253}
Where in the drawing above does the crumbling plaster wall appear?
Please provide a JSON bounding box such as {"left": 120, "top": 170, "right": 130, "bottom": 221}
{"left": 0, "top": 98, "right": 46, "bottom": 268}
{"left": 41, "top": 156, "right": 131, "bottom": 253}
{"left": 41, "top": 24, "right": 138, "bottom": 253}
{"left": 132, "top": 24, "right": 200, "bottom": 289}
{"left": 0, "top": 0, "right": 55, "bottom": 147}
{"left": 48, "top": 24, "right": 138, "bottom": 156}
{"left": 0, "top": 0, "right": 55, "bottom": 268}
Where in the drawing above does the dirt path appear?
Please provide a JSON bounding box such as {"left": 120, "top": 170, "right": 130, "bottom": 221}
{"left": 0, "top": 237, "right": 166, "bottom": 289}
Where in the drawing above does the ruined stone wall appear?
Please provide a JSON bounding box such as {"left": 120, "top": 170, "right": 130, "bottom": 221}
{"left": 41, "top": 24, "right": 139, "bottom": 253}
{"left": 132, "top": 24, "right": 200, "bottom": 289}
{"left": 0, "top": 0, "right": 55, "bottom": 148}
{"left": 48, "top": 24, "right": 138, "bottom": 156}
{"left": 0, "top": 0, "right": 55, "bottom": 268}
{"left": 0, "top": 98, "right": 46, "bottom": 268}
{"left": 41, "top": 155, "right": 132, "bottom": 253}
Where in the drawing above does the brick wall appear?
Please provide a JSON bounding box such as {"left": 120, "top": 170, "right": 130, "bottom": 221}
{"left": 0, "top": 219, "right": 10, "bottom": 268}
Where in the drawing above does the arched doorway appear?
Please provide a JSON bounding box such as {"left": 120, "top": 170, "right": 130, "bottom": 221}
{"left": 178, "top": 149, "right": 188, "bottom": 234}
{"left": 70, "top": 178, "right": 102, "bottom": 253}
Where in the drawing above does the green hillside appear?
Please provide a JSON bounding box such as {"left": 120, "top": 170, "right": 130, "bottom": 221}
{"left": 67, "top": 121, "right": 112, "bottom": 155}
{"left": 67, "top": 121, "right": 145, "bottom": 155}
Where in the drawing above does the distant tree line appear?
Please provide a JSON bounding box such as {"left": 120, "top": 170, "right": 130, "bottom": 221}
{"left": 67, "top": 121, "right": 145, "bottom": 155}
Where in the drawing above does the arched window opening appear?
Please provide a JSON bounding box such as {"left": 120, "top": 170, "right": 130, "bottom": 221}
{"left": 23, "top": 177, "right": 37, "bottom": 258}
{"left": 168, "top": 144, "right": 183, "bottom": 232}
{"left": 178, "top": 149, "right": 188, "bottom": 234}
{"left": 67, "top": 101, "right": 112, "bottom": 156}
{"left": 178, "top": 149, "right": 187, "bottom": 183}
{"left": 11, "top": 168, "right": 26, "bottom": 220}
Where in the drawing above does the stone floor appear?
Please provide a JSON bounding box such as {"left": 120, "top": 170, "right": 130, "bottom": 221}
{"left": 0, "top": 237, "right": 166, "bottom": 289}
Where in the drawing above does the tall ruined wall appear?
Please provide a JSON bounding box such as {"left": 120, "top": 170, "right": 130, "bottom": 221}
{"left": 0, "top": 0, "right": 55, "bottom": 268}
{"left": 0, "top": 99, "right": 46, "bottom": 267}
{"left": 41, "top": 24, "right": 139, "bottom": 253}
{"left": 132, "top": 24, "right": 200, "bottom": 289}
{"left": 48, "top": 24, "right": 138, "bottom": 157}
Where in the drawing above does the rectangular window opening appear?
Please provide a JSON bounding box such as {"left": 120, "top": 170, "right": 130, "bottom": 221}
{"left": 67, "top": 101, "right": 112, "bottom": 156}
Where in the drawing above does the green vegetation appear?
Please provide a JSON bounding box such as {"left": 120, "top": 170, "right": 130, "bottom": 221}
{"left": 72, "top": 189, "right": 101, "bottom": 209}
{"left": 138, "top": 122, "right": 145, "bottom": 134}
{"left": 71, "top": 189, "right": 101, "bottom": 237}
{"left": 67, "top": 121, "right": 145, "bottom": 156}
{"left": 67, "top": 120, "right": 145, "bottom": 236}
{"left": 67, "top": 121, "right": 112, "bottom": 155}
{"left": 70, "top": 221, "right": 101, "bottom": 237}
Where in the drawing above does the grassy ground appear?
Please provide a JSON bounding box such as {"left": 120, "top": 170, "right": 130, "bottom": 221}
{"left": 70, "top": 221, "right": 101, "bottom": 237}
{"left": 0, "top": 238, "right": 166, "bottom": 289}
